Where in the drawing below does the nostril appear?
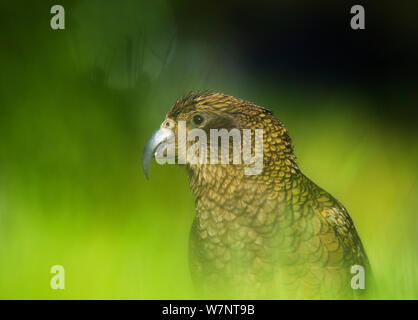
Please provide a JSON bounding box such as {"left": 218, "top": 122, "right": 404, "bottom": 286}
{"left": 163, "top": 120, "right": 174, "bottom": 129}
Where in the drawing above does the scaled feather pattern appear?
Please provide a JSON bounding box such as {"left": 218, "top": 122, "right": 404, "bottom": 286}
{"left": 143, "top": 92, "right": 371, "bottom": 299}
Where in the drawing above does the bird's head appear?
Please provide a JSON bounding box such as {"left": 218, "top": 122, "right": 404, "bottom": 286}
{"left": 142, "top": 92, "right": 298, "bottom": 190}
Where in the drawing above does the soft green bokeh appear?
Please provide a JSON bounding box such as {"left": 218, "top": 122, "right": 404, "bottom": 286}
{"left": 0, "top": 0, "right": 417, "bottom": 299}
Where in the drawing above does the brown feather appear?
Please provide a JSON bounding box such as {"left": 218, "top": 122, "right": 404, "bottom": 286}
{"left": 165, "top": 92, "right": 371, "bottom": 298}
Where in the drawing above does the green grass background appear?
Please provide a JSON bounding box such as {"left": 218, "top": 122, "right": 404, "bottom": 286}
{"left": 0, "top": 0, "right": 417, "bottom": 299}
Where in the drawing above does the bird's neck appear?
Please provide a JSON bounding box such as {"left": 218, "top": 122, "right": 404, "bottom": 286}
{"left": 188, "top": 164, "right": 257, "bottom": 203}
{"left": 187, "top": 164, "right": 296, "bottom": 223}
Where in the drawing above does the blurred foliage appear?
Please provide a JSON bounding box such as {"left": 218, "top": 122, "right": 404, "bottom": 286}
{"left": 0, "top": 0, "right": 417, "bottom": 299}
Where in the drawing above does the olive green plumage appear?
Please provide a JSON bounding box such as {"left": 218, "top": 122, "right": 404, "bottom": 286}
{"left": 147, "top": 92, "right": 371, "bottom": 298}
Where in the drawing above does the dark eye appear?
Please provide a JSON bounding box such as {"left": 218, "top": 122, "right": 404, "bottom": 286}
{"left": 191, "top": 114, "right": 205, "bottom": 126}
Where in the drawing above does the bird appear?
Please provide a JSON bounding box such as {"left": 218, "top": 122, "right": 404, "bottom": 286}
{"left": 142, "top": 92, "right": 371, "bottom": 299}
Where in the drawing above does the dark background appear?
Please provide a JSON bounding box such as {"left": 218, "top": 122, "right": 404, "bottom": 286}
{"left": 170, "top": 0, "right": 418, "bottom": 125}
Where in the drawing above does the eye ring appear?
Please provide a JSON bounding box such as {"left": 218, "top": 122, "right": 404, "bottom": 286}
{"left": 191, "top": 114, "right": 205, "bottom": 126}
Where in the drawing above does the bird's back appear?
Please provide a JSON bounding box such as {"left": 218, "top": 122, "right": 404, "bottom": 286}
{"left": 189, "top": 171, "right": 371, "bottom": 299}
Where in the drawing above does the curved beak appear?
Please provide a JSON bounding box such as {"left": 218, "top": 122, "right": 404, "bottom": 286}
{"left": 142, "top": 127, "right": 174, "bottom": 179}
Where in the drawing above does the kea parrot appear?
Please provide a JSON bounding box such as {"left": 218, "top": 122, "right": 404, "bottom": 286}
{"left": 142, "top": 92, "right": 371, "bottom": 299}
